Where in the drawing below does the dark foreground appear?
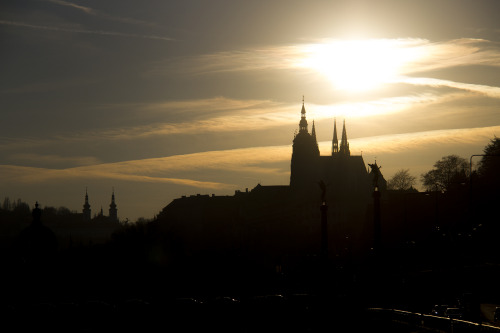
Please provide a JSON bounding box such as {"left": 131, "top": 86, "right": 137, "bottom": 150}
{"left": 3, "top": 294, "right": 375, "bottom": 333}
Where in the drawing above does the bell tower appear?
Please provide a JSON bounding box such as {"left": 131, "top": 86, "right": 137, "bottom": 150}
{"left": 290, "top": 98, "right": 320, "bottom": 190}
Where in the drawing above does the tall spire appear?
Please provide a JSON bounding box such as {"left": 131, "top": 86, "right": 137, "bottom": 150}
{"left": 332, "top": 118, "right": 339, "bottom": 155}
{"left": 311, "top": 120, "right": 317, "bottom": 139}
{"left": 83, "top": 188, "right": 91, "bottom": 221}
{"left": 339, "top": 119, "right": 350, "bottom": 156}
{"left": 299, "top": 96, "right": 308, "bottom": 133}
{"left": 109, "top": 188, "right": 118, "bottom": 222}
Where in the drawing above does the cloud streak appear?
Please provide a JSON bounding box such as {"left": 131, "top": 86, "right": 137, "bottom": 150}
{"left": 155, "top": 37, "right": 500, "bottom": 94}
{"left": 343, "top": 125, "right": 500, "bottom": 156}
{"left": 6, "top": 153, "right": 101, "bottom": 168}
{"left": 397, "top": 77, "right": 500, "bottom": 98}
{"left": 0, "top": 92, "right": 481, "bottom": 151}
{"left": 1, "top": 126, "right": 498, "bottom": 189}
{"left": 47, "top": 0, "right": 94, "bottom": 14}
{"left": 0, "top": 164, "right": 234, "bottom": 190}
{"left": 45, "top": 0, "right": 160, "bottom": 27}
{"left": 0, "top": 20, "right": 174, "bottom": 41}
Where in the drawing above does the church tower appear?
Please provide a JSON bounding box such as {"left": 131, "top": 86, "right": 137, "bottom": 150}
{"left": 332, "top": 118, "right": 339, "bottom": 155}
{"left": 109, "top": 190, "right": 118, "bottom": 222}
{"left": 290, "top": 98, "right": 320, "bottom": 190}
{"left": 339, "top": 119, "right": 350, "bottom": 156}
{"left": 82, "top": 188, "right": 91, "bottom": 221}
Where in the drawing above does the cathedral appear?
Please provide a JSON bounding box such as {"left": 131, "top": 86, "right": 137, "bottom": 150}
{"left": 290, "top": 100, "right": 384, "bottom": 202}
{"left": 158, "top": 101, "right": 387, "bottom": 265}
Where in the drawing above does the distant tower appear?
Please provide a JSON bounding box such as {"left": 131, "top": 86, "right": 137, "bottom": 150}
{"left": 339, "top": 119, "right": 350, "bottom": 156}
{"left": 109, "top": 189, "right": 118, "bottom": 222}
{"left": 331, "top": 118, "right": 339, "bottom": 155}
{"left": 82, "top": 188, "right": 91, "bottom": 221}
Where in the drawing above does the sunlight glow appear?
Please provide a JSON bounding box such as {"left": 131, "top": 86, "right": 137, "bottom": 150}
{"left": 297, "top": 39, "right": 425, "bottom": 92}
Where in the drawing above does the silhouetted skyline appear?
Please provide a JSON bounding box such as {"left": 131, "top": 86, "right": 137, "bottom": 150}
{"left": 1, "top": 1, "right": 500, "bottom": 220}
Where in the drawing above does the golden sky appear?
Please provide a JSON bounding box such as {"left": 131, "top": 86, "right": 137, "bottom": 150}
{"left": 1, "top": 0, "right": 500, "bottom": 220}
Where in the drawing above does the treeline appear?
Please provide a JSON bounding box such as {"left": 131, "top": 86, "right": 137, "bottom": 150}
{"left": 1, "top": 197, "right": 77, "bottom": 217}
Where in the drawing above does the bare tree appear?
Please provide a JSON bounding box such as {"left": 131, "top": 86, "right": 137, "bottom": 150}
{"left": 387, "top": 169, "right": 416, "bottom": 191}
{"left": 421, "top": 154, "right": 468, "bottom": 192}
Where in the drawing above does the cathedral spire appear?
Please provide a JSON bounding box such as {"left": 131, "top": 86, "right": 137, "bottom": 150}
{"left": 332, "top": 118, "right": 339, "bottom": 155}
{"left": 339, "top": 119, "right": 350, "bottom": 156}
{"left": 311, "top": 120, "right": 317, "bottom": 139}
{"left": 299, "top": 96, "right": 308, "bottom": 133}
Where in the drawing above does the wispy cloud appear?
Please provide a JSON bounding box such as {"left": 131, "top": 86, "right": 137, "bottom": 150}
{"left": 2, "top": 126, "right": 498, "bottom": 188}
{"left": 154, "top": 37, "right": 500, "bottom": 94}
{"left": 396, "top": 77, "right": 500, "bottom": 98}
{"left": 343, "top": 125, "right": 500, "bottom": 155}
{"left": 402, "top": 38, "right": 500, "bottom": 74}
{"left": 7, "top": 153, "right": 101, "bottom": 168}
{"left": 45, "top": 0, "right": 159, "bottom": 27}
{"left": 47, "top": 0, "right": 94, "bottom": 14}
{"left": 0, "top": 92, "right": 472, "bottom": 150}
{"left": 0, "top": 164, "right": 234, "bottom": 190}
{"left": 77, "top": 93, "right": 469, "bottom": 140}
{"left": 0, "top": 20, "right": 173, "bottom": 41}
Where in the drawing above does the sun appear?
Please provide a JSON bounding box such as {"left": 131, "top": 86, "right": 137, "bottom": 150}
{"left": 297, "top": 39, "right": 424, "bottom": 92}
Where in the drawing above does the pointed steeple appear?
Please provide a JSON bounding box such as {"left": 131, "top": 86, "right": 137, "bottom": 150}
{"left": 83, "top": 188, "right": 91, "bottom": 221}
{"left": 109, "top": 188, "right": 118, "bottom": 222}
{"left": 298, "top": 96, "right": 308, "bottom": 133}
{"left": 311, "top": 120, "right": 317, "bottom": 140}
{"left": 332, "top": 118, "right": 339, "bottom": 155}
{"left": 339, "top": 119, "right": 350, "bottom": 156}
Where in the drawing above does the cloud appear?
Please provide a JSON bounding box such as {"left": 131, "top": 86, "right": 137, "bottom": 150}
{"left": 2, "top": 126, "right": 498, "bottom": 190}
{"left": 47, "top": 0, "right": 94, "bottom": 14}
{"left": 0, "top": 91, "right": 477, "bottom": 151}
{"left": 45, "top": 0, "right": 160, "bottom": 27}
{"left": 397, "top": 77, "right": 500, "bottom": 98}
{"left": 154, "top": 38, "right": 500, "bottom": 74}
{"left": 7, "top": 153, "right": 101, "bottom": 168}
{"left": 79, "top": 93, "right": 473, "bottom": 140}
{"left": 0, "top": 164, "right": 234, "bottom": 190}
{"left": 402, "top": 38, "right": 500, "bottom": 74}
{"left": 343, "top": 125, "right": 500, "bottom": 155}
{"left": 153, "top": 37, "right": 500, "bottom": 93}
{"left": 0, "top": 20, "right": 173, "bottom": 41}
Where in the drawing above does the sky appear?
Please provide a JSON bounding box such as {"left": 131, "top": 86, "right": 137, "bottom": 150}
{"left": 1, "top": 0, "right": 500, "bottom": 221}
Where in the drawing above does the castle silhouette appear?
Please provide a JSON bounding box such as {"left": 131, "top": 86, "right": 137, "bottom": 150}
{"left": 158, "top": 101, "right": 387, "bottom": 265}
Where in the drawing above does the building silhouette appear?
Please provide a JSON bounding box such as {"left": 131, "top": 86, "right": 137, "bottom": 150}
{"left": 82, "top": 189, "right": 119, "bottom": 222}
{"left": 290, "top": 100, "right": 384, "bottom": 199}
{"left": 158, "top": 101, "right": 387, "bottom": 269}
